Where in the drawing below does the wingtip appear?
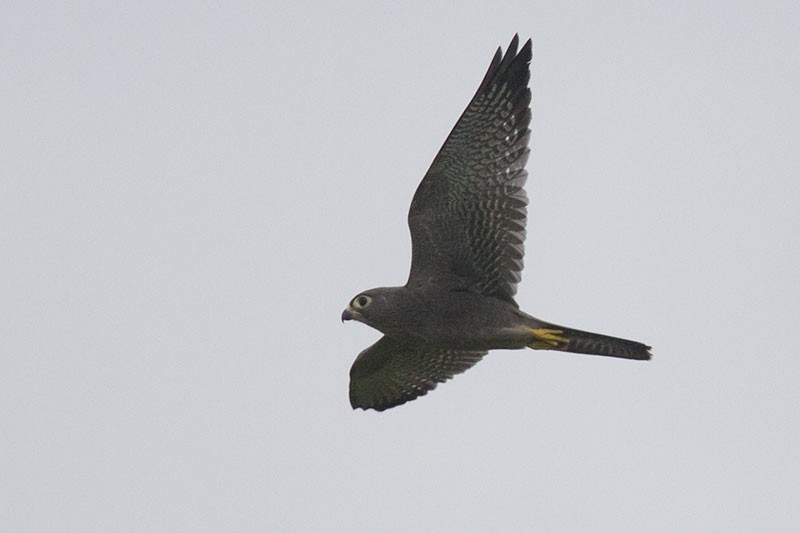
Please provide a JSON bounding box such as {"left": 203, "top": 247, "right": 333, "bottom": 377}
{"left": 507, "top": 34, "right": 532, "bottom": 57}
{"left": 521, "top": 37, "right": 532, "bottom": 58}
{"left": 508, "top": 33, "right": 520, "bottom": 55}
{"left": 350, "top": 395, "right": 414, "bottom": 412}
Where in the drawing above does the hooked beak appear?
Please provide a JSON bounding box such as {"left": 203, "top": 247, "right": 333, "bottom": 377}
{"left": 341, "top": 308, "right": 354, "bottom": 322}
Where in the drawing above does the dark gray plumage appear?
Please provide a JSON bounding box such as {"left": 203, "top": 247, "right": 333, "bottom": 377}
{"left": 342, "top": 36, "right": 651, "bottom": 412}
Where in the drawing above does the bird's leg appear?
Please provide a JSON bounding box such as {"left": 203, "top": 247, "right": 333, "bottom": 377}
{"left": 528, "top": 328, "right": 569, "bottom": 350}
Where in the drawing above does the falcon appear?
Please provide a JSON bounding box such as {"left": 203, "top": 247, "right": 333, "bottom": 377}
{"left": 342, "top": 35, "right": 651, "bottom": 411}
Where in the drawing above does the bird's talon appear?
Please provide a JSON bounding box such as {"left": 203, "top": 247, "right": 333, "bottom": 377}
{"left": 528, "top": 328, "right": 569, "bottom": 349}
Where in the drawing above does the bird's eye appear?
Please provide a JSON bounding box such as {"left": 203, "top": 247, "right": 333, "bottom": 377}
{"left": 353, "top": 295, "right": 371, "bottom": 308}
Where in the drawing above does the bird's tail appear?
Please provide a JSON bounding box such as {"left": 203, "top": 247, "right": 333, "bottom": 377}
{"left": 527, "top": 322, "right": 651, "bottom": 360}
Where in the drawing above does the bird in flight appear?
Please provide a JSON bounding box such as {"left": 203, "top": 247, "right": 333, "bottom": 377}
{"left": 342, "top": 35, "right": 651, "bottom": 411}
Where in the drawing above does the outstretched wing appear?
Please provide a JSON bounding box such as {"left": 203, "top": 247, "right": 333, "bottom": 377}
{"left": 349, "top": 336, "right": 486, "bottom": 411}
{"left": 407, "top": 35, "right": 532, "bottom": 303}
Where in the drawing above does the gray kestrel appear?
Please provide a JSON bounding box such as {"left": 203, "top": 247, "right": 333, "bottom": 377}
{"left": 342, "top": 35, "right": 651, "bottom": 411}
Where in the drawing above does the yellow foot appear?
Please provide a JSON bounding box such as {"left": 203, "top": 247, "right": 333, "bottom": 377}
{"left": 528, "top": 328, "right": 569, "bottom": 350}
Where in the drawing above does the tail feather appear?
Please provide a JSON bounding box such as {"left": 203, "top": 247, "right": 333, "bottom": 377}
{"left": 528, "top": 324, "right": 651, "bottom": 360}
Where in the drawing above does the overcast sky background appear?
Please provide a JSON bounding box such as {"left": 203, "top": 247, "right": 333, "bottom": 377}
{"left": 3, "top": 1, "right": 799, "bottom": 531}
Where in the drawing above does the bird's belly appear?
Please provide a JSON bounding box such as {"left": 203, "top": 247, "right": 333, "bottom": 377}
{"left": 423, "top": 326, "right": 530, "bottom": 351}
{"left": 401, "top": 302, "right": 532, "bottom": 351}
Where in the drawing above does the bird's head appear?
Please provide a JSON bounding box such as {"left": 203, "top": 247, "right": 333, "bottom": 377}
{"left": 341, "top": 287, "right": 409, "bottom": 333}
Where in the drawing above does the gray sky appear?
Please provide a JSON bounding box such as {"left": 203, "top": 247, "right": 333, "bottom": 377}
{"left": 3, "top": 1, "right": 799, "bottom": 531}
